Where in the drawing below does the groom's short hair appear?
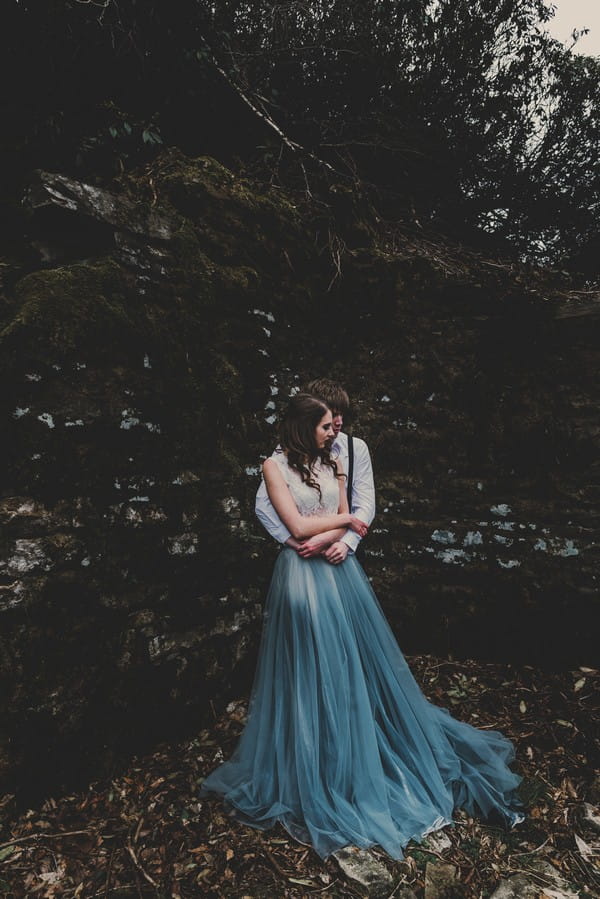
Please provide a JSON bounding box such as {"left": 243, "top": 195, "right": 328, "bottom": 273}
{"left": 305, "top": 378, "right": 350, "bottom": 416}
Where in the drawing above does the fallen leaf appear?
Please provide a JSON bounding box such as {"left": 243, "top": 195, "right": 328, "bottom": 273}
{"left": 39, "top": 869, "right": 65, "bottom": 885}
{"left": 541, "top": 889, "right": 579, "bottom": 899}
{"left": 563, "top": 778, "right": 578, "bottom": 799}
{"left": 583, "top": 802, "right": 600, "bottom": 832}
{"left": 575, "top": 833, "right": 595, "bottom": 860}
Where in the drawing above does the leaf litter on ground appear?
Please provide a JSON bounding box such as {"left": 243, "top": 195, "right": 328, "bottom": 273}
{"left": 0, "top": 656, "right": 598, "bottom": 898}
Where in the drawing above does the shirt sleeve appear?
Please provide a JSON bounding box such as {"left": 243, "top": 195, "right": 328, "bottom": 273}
{"left": 255, "top": 476, "right": 293, "bottom": 544}
{"left": 340, "top": 438, "right": 376, "bottom": 552}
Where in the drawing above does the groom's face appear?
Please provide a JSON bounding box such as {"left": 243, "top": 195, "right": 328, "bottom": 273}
{"left": 331, "top": 409, "right": 343, "bottom": 438}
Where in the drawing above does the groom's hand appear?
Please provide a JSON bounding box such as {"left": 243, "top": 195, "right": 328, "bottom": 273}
{"left": 285, "top": 537, "right": 302, "bottom": 550}
{"left": 297, "top": 535, "right": 331, "bottom": 558}
{"left": 324, "top": 542, "right": 349, "bottom": 565}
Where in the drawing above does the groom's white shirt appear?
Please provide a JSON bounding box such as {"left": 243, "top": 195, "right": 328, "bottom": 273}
{"left": 255, "top": 431, "right": 376, "bottom": 553}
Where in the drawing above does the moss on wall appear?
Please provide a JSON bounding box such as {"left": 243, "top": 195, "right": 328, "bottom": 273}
{"left": 0, "top": 154, "right": 598, "bottom": 799}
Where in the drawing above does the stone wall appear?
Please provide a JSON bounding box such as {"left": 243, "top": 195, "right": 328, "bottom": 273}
{"left": 1, "top": 154, "right": 598, "bottom": 797}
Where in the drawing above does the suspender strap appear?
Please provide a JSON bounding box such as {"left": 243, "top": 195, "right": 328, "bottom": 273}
{"left": 346, "top": 436, "right": 354, "bottom": 511}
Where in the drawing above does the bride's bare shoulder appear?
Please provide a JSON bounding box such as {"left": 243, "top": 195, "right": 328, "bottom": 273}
{"left": 263, "top": 452, "right": 286, "bottom": 475}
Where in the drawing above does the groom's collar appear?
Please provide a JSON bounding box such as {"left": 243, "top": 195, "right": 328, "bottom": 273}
{"left": 330, "top": 431, "right": 347, "bottom": 454}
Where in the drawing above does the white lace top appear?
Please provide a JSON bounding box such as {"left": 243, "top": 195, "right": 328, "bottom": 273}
{"left": 271, "top": 451, "right": 340, "bottom": 516}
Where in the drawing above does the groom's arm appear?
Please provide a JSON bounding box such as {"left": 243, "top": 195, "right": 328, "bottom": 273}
{"left": 339, "top": 438, "right": 375, "bottom": 553}
{"left": 255, "top": 477, "right": 293, "bottom": 544}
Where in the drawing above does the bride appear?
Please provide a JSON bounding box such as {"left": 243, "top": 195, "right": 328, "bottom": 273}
{"left": 201, "top": 393, "right": 523, "bottom": 859}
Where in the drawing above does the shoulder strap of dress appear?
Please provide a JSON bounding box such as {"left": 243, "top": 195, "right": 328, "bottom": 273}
{"left": 346, "top": 436, "right": 354, "bottom": 510}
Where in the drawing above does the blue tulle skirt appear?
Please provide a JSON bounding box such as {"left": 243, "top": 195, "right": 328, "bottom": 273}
{"left": 201, "top": 549, "right": 523, "bottom": 859}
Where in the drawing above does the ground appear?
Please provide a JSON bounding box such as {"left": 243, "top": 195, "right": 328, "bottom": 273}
{"left": 1, "top": 656, "right": 598, "bottom": 898}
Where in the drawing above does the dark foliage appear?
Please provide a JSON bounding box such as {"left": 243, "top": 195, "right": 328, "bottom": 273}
{"left": 1, "top": 1, "right": 599, "bottom": 271}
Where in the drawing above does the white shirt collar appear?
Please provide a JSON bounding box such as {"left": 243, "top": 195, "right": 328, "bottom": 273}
{"left": 330, "top": 432, "right": 346, "bottom": 456}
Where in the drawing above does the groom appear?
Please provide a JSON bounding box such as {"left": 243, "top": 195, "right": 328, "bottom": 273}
{"left": 255, "top": 378, "right": 376, "bottom": 564}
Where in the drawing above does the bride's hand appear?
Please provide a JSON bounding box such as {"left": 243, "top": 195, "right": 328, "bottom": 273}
{"left": 297, "top": 535, "right": 331, "bottom": 558}
{"left": 348, "top": 515, "right": 369, "bottom": 537}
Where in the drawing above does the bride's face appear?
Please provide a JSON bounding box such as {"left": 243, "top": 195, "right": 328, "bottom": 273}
{"left": 314, "top": 411, "right": 334, "bottom": 449}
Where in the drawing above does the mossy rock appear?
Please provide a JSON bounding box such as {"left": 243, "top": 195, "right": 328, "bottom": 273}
{"left": 3, "top": 259, "right": 136, "bottom": 355}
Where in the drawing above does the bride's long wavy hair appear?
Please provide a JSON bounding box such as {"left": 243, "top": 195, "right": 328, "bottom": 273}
{"left": 278, "top": 393, "right": 342, "bottom": 497}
